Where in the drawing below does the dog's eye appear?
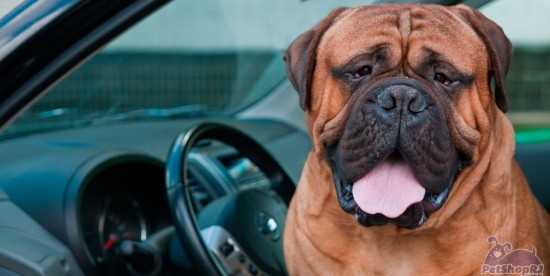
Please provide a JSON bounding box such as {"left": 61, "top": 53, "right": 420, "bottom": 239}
{"left": 353, "top": 66, "right": 372, "bottom": 78}
{"left": 434, "top": 73, "right": 451, "bottom": 86}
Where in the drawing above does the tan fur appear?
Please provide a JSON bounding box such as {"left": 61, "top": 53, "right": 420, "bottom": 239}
{"left": 284, "top": 4, "right": 550, "bottom": 275}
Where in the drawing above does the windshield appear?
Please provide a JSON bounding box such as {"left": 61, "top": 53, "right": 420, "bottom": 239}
{"left": 0, "top": 0, "right": 373, "bottom": 138}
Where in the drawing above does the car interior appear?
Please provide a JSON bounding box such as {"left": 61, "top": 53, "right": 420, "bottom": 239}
{"left": 0, "top": 0, "right": 548, "bottom": 275}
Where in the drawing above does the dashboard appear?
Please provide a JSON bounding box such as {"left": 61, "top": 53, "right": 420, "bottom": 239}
{"left": 0, "top": 116, "right": 548, "bottom": 275}
{"left": 0, "top": 118, "right": 311, "bottom": 275}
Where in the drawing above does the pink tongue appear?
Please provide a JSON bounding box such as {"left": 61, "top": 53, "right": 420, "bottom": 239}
{"left": 352, "top": 159, "right": 425, "bottom": 218}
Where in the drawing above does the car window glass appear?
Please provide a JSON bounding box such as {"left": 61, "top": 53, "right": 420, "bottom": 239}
{"left": 0, "top": 0, "right": 372, "bottom": 138}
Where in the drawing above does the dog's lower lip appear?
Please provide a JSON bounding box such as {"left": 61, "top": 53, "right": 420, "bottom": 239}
{"left": 421, "top": 182, "right": 453, "bottom": 213}
{"left": 353, "top": 203, "right": 427, "bottom": 229}
{"left": 354, "top": 207, "right": 371, "bottom": 226}
{"left": 334, "top": 178, "right": 357, "bottom": 213}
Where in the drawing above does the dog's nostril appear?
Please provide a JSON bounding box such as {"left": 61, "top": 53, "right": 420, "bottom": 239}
{"left": 382, "top": 99, "right": 395, "bottom": 110}
{"left": 408, "top": 96, "right": 426, "bottom": 113}
{"left": 377, "top": 93, "right": 396, "bottom": 110}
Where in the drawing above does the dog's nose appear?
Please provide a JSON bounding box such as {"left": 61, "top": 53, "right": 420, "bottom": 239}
{"left": 376, "top": 85, "right": 426, "bottom": 115}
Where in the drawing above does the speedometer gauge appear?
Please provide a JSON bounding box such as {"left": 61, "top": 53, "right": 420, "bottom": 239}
{"left": 98, "top": 195, "right": 148, "bottom": 252}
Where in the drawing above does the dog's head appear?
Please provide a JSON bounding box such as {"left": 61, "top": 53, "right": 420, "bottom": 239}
{"left": 285, "top": 4, "right": 511, "bottom": 229}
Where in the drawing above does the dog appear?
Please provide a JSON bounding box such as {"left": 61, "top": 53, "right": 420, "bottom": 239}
{"left": 283, "top": 4, "right": 550, "bottom": 275}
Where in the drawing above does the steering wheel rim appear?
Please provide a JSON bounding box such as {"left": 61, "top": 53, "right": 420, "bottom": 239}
{"left": 166, "top": 122, "right": 295, "bottom": 275}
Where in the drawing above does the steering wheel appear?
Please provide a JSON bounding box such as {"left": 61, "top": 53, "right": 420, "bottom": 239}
{"left": 166, "top": 122, "right": 295, "bottom": 275}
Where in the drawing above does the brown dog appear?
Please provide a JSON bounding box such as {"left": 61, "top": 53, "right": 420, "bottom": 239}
{"left": 283, "top": 4, "right": 550, "bottom": 275}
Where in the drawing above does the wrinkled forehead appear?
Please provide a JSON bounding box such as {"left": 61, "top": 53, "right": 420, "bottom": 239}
{"left": 317, "top": 4, "right": 487, "bottom": 73}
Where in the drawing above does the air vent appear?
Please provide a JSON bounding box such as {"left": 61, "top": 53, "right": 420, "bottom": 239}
{"left": 223, "top": 156, "right": 271, "bottom": 191}
{"left": 235, "top": 170, "right": 270, "bottom": 190}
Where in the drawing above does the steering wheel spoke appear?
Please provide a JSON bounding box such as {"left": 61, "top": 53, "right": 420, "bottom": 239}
{"left": 201, "top": 225, "right": 265, "bottom": 275}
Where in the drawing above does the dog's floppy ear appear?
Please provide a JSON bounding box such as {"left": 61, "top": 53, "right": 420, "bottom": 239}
{"left": 453, "top": 5, "right": 512, "bottom": 113}
{"left": 284, "top": 8, "right": 348, "bottom": 111}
